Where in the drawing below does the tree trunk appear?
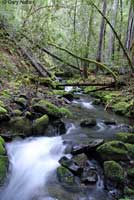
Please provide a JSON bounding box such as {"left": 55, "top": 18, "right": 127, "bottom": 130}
{"left": 125, "top": 2, "right": 134, "bottom": 64}
{"left": 108, "top": 0, "right": 119, "bottom": 60}
{"left": 83, "top": 7, "right": 94, "bottom": 79}
{"left": 96, "top": 0, "right": 107, "bottom": 70}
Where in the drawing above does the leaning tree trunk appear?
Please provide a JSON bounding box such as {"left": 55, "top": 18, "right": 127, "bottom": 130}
{"left": 108, "top": 0, "right": 119, "bottom": 60}
{"left": 96, "top": 0, "right": 107, "bottom": 71}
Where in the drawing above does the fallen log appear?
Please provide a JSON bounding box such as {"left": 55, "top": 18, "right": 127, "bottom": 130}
{"left": 58, "top": 82, "right": 116, "bottom": 87}
{"left": 20, "top": 48, "right": 51, "bottom": 77}
{"left": 20, "top": 33, "right": 82, "bottom": 73}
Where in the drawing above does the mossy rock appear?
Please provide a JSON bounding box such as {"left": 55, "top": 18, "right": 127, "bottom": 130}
{"left": 0, "top": 106, "right": 7, "bottom": 115}
{"left": 0, "top": 136, "right": 5, "bottom": 146}
{"left": 33, "top": 100, "right": 62, "bottom": 118}
{"left": 0, "top": 137, "right": 5, "bottom": 155}
{"left": 57, "top": 166, "right": 79, "bottom": 190}
{"left": 116, "top": 132, "right": 134, "bottom": 144}
{"left": 14, "top": 97, "right": 27, "bottom": 108}
{"left": 97, "top": 141, "right": 128, "bottom": 161}
{"left": 12, "top": 109, "right": 22, "bottom": 116}
{"left": 127, "top": 168, "right": 134, "bottom": 179}
{"left": 113, "top": 102, "right": 130, "bottom": 115}
{"left": 0, "top": 155, "right": 8, "bottom": 185}
{"left": 104, "top": 160, "right": 124, "bottom": 184}
{"left": 59, "top": 107, "right": 72, "bottom": 117}
{"left": 125, "top": 143, "right": 134, "bottom": 160}
{"left": 124, "top": 186, "right": 134, "bottom": 196}
{"left": 33, "top": 114, "right": 49, "bottom": 134}
{"left": 9, "top": 116, "right": 32, "bottom": 135}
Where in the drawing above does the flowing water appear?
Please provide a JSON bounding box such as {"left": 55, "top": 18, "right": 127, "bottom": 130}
{"left": 0, "top": 90, "right": 133, "bottom": 200}
{"left": 0, "top": 137, "right": 65, "bottom": 200}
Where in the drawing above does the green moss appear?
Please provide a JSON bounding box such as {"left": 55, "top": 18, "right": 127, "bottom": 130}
{"left": 59, "top": 107, "right": 72, "bottom": 117}
{"left": 10, "top": 117, "right": 32, "bottom": 134}
{"left": 104, "top": 160, "right": 124, "bottom": 183}
{"left": 57, "top": 166, "right": 75, "bottom": 184}
{"left": 33, "top": 100, "right": 62, "bottom": 118}
{"left": 116, "top": 132, "right": 134, "bottom": 144}
{"left": 0, "top": 106, "right": 7, "bottom": 115}
{"left": 125, "top": 143, "right": 134, "bottom": 159}
{"left": 124, "top": 187, "right": 134, "bottom": 196}
{"left": 15, "top": 97, "right": 27, "bottom": 107}
{"left": 113, "top": 102, "right": 130, "bottom": 115}
{"left": 0, "top": 100, "right": 5, "bottom": 108}
{"left": 13, "top": 109, "right": 22, "bottom": 116}
{"left": 127, "top": 168, "right": 134, "bottom": 178}
{"left": 33, "top": 115, "right": 49, "bottom": 134}
{"left": 84, "top": 86, "right": 96, "bottom": 94}
{"left": 97, "top": 141, "right": 128, "bottom": 161}
{"left": 0, "top": 141, "right": 5, "bottom": 155}
{"left": 0, "top": 156, "right": 8, "bottom": 184}
{"left": 0, "top": 136, "right": 4, "bottom": 146}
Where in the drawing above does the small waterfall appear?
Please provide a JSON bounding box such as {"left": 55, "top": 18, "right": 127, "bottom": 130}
{"left": 66, "top": 123, "right": 76, "bottom": 134}
{"left": 1, "top": 137, "right": 65, "bottom": 200}
{"left": 65, "top": 86, "right": 73, "bottom": 92}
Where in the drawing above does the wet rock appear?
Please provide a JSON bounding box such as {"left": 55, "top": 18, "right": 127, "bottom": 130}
{"left": 104, "top": 161, "right": 124, "bottom": 187}
{"left": 32, "top": 114, "right": 49, "bottom": 135}
{"left": 57, "top": 166, "right": 80, "bottom": 190}
{"left": 52, "top": 120, "right": 66, "bottom": 135}
{"left": 80, "top": 119, "right": 97, "bottom": 128}
{"left": 103, "top": 120, "right": 116, "bottom": 125}
{"left": 81, "top": 167, "right": 98, "bottom": 184}
{"left": 59, "top": 156, "right": 83, "bottom": 176}
{"left": 97, "top": 141, "right": 128, "bottom": 161}
{"left": 73, "top": 153, "right": 88, "bottom": 168}
{"left": 63, "top": 93, "right": 74, "bottom": 101}
{"left": 116, "top": 132, "right": 134, "bottom": 144}
{"left": 72, "top": 139, "right": 104, "bottom": 155}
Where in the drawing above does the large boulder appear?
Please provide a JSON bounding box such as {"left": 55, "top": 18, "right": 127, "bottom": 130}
{"left": 104, "top": 161, "right": 124, "bottom": 187}
{"left": 97, "top": 141, "right": 128, "bottom": 161}
{"left": 32, "top": 114, "right": 49, "bottom": 134}
{"left": 32, "top": 100, "right": 62, "bottom": 119}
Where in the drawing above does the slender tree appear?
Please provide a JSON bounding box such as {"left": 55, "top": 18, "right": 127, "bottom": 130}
{"left": 96, "top": 0, "right": 107, "bottom": 67}
{"left": 108, "top": 0, "right": 119, "bottom": 60}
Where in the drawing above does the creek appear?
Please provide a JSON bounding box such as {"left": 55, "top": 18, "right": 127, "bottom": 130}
{"left": 0, "top": 87, "right": 133, "bottom": 200}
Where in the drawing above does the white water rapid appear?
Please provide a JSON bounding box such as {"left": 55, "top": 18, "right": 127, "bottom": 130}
{"left": 1, "top": 137, "right": 65, "bottom": 200}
